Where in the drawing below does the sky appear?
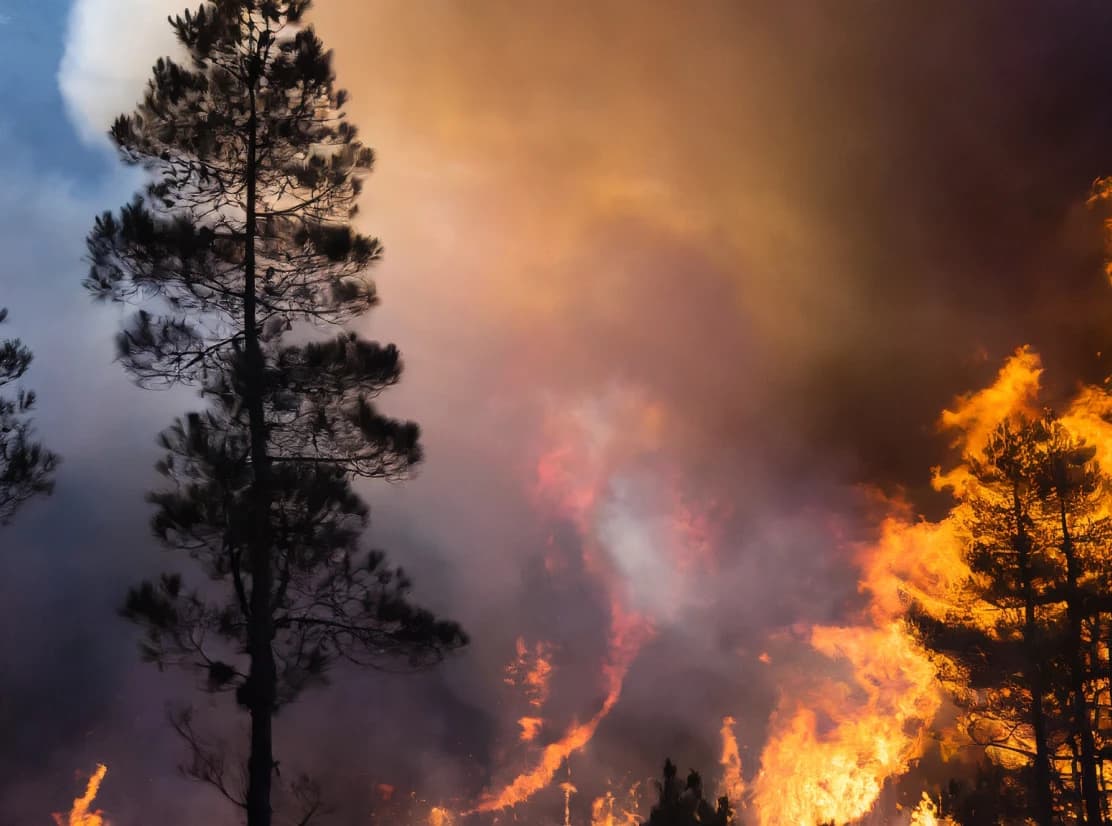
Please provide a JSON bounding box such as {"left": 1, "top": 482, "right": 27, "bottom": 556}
{"left": 7, "top": 1, "right": 1112, "bottom": 824}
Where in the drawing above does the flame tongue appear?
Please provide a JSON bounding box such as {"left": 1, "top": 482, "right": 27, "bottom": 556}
{"left": 471, "top": 603, "right": 652, "bottom": 813}
{"left": 54, "top": 764, "right": 109, "bottom": 826}
{"left": 718, "top": 716, "right": 745, "bottom": 805}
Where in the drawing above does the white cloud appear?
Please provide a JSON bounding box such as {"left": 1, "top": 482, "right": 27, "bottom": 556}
{"left": 57, "top": 0, "right": 181, "bottom": 145}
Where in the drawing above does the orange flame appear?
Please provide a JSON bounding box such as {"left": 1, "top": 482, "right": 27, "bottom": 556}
{"left": 469, "top": 390, "right": 675, "bottom": 813}
{"left": 910, "top": 791, "right": 956, "bottom": 826}
{"left": 753, "top": 623, "right": 940, "bottom": 826}
{"left": 472, "top": 602, "right": 651, "bottom": 812}
{"left": 561, "top": 778, "right": 578, "bottom": 826}
{"left": 505, "top": 637, "right": 555, "bottom": 710}
{"left": 518, "top": 716, "right": 544, "bottom": 742}
{"left": 590, "top": 783, "right": 642, "bottom": 826}
{"left": 718, "top": 715, "right": 746, "bottom": 805}
{"left": 751, "top": 345, "right": 1112, "bottom": 824}
{"left": 53, "top": 764, "right": 109, "bottom": 826}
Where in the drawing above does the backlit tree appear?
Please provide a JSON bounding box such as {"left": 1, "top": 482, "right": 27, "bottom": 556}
{"left": 87, "top": 2, "right": 466, "bottom": 823}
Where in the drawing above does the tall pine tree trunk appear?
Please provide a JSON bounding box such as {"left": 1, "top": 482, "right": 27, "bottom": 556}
{"left": 243, "top": 79, "right": 275, "bottom": 826}
{"left": 1014, "top": 489, "right": 1056, "bottom": 826}
{"left": 1057, "top": 497, "right": 1104, "bottom": 826}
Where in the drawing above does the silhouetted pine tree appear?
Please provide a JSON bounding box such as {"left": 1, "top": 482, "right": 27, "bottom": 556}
{"left": 642, "top": 759, "right": 732, "bottom": 826}
{"left": 0, "top": 308, "right": 57, "bottom": 525}
{"left": 86, "top": 2, "right": 466, "bottom": 824}
{"left": 1032, "top": 416, "right": 1109, "bottom": 826}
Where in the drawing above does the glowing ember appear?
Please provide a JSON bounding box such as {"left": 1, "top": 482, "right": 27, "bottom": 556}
{"left": 428, "top": 806, "right": 454, "bottom": 826}
{"left": 53, "top": 764, "right": 108, "bottom": 826}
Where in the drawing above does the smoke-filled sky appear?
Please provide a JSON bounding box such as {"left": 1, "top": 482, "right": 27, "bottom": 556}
{"left": 6, "top": 1, "right": 1112, "bottom": 823}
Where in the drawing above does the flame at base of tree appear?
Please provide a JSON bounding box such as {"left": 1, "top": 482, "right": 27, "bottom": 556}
{"left": 752, "top": 623, "right": 940, "bottom": 826}
{"left": 909, "top": 792, "right": 956, "bottom": 826}
{"left": 54, "top": 764, "right": 109, "bottom": 826}
{"left": 718, "top": 716, "right": 745, "bottom": 806}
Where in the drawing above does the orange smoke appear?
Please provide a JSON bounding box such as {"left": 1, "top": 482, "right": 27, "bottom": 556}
{"left": 53, "top": 764, "right": 108, "bottom": 826}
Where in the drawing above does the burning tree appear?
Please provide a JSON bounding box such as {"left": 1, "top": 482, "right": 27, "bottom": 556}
{"left": 0, "top": 307, "right": 57, "bottom": 526}
{"left": 86, "top": 2, "right": 467, "bottom": 824}
{"left": 912, "top": 412, "right": 1112, "bottom": 825}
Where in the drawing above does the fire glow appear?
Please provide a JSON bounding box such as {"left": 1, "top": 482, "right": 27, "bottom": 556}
{"left": 54, "top": 764, "right": 109, "bottom": 826}
{"left": 465, "top": 345, "right": 1112, "bottom": 824}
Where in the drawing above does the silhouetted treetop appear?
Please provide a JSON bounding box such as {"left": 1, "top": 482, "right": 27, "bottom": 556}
{"left": 0, "top": 308, "right": 57, "bottom": 526}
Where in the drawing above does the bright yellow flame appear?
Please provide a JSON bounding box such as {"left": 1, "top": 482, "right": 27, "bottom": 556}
{"left": 910, "top": 791, "right": 956, "bottom": 826}
{"left": 752, "top": 623, "right": 939, "bottom": 826}
{"left": 53, "top": 764, "right": 109, "bottom": 826}
{"left": 428, "top": 806, "right": 454, "bottom": 826}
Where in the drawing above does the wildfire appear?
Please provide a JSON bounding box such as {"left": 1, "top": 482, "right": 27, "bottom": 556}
{"left": 428, "top": 806, "right": 454, "bottom": 826}
{"left": 752, "top": 348, "right": 1055, "bottom": 826}
{"left": 53, "top": 764, "right": 109, "bottom": 826}
{"left": 752, "top": 623, "right": 940, "bottom": 826}
{"left": 590, "top": 783, "right": 642, "bottom": 826}
{"left": 475, "top": 355, "right": 1070, "bottom": 825}
{"left": 909, "top": 792, "right": 956, "bottom": 826}
{"left": 472, "top": 601, "right": 652, "bottom": 812}
{"left": 470, "top": 390, "right": 675, "bottom": 813}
